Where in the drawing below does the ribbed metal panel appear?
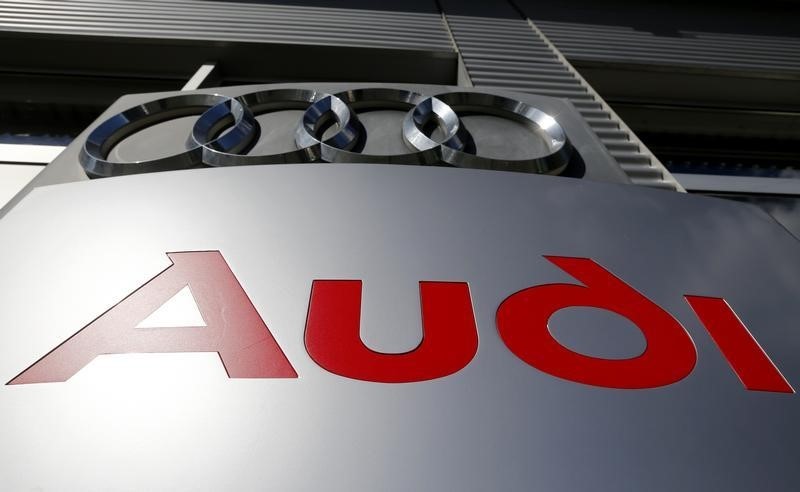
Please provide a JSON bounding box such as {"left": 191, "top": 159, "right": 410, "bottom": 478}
{"left": 445, "top": 14, "right": 682, "bottom": 191}
{"left": 0, "top": 0, "right": 453, "bottom": 51}
{"left": 1, "top": 0, "right": 684, "bottom": 190}
{"left": 536, "top": 20, "right": 800, "bottom": 74}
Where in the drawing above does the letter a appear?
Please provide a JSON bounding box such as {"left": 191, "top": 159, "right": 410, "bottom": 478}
{"left": 8, "top": 251, "right": 297, "bottom": 384}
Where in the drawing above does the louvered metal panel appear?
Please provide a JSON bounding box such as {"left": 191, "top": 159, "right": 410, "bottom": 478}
{"left": 536, "top": 20, "right": 800, "bottom": 74}
{"left": 0, "top": 0, "right": 453, "bottom": 51}
{"left": 444, "top": 14, "right": 682, "bottom": 191}
{"left": 0, "top": 0, "right": 687, "bottom": 190}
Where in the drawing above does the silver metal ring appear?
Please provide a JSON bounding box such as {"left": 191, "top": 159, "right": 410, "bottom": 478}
{"left": 80, "top": 94, "right": 257, "bottom": 178}
{"left": 405, "top": 92, "right": 572, "bottom": 174}
{"left": 325, "top": 88, "right": 468, "bottom": 165}
{"left": 82, "top": 87, "right": 577, "bottom": 177}
{"left": 195, "top": 89, "right": 332, "bottom": 166}
{"left": 401, "top": 95, "right": 474, "bottom": 159}
{"left": 294, "top": 94, "right": 364, "bottom": 162}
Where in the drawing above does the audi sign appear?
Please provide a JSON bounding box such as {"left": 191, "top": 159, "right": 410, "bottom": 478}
{"left": 0, "top": 84, "right": 798, "bottom": 491}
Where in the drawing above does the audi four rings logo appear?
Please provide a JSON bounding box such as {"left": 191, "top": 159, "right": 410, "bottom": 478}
{"left": 79, "top": 88, "right": 574, "bottom": 178}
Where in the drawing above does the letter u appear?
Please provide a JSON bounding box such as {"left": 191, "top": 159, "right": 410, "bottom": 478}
{"left": 305, "top": 280, "right": 478, "bottom": 383}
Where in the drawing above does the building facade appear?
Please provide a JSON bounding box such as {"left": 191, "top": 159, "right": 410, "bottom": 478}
{"left": 1, "top": 0, "right": 799, "bottom": 232}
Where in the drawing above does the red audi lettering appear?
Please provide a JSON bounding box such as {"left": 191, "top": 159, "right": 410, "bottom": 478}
{"left": 9, "top": 250, "right": 792, "bottom": 394}
{"left": 685, "top": 295, "right": 793, "bottom": 393}
{"left": 496, "top": 256, "right": 697, "bottom": 389}
{"left": 305, "top": 280, "right": 478, "bottom": 383}
{"left": 8, "top": 251, "right": 297, "bottom": 384}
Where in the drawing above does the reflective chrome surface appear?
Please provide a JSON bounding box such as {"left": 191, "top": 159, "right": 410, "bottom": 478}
{"left": 420, "top": 92, "right": 573, "bottom": 174}
{"left": 80, "top": 94, "right": 257, "bottom": 178}
{"left": 330, "top": 88, "right": 464, "bottom": 164}
{"left": 197, "top": 89, "right": 330, "bottom": 166}
{"left": 295, "top": 94, "right": 365, "bottom": 159}
{"left": 402, "top": 95, "right": 473, "bottom": 155}
{"left": 80, "top": 87, "right": 575, "bottom": 177}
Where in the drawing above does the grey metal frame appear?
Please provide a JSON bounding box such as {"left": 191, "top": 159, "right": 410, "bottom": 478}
{"left": 674, "top": 173, "right": 800, "bottom": 197}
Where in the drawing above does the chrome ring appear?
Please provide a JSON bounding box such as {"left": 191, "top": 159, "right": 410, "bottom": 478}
{"left": 401, "top": 95, "right": 474, "bottom": 158}
{"left": 80, "top": 94, "right": 257, "bottom": 178}
{"left": 405, "top": 92, "right": 572, "bottom": 174}
{"left": 81, "top": 87, "right": 576, "bottom": 177}
{"left": 195, "top": 89, "right": 331, "bottom": 166}
{"left": 326, "top": 88, "right": 468, "bottom": 165}
{"left": 294, "top": 94, "right": 365, "bottom": 162}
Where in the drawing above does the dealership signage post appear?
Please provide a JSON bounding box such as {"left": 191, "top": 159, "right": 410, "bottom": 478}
{"left": 1, "top": 164, "right": 798, "bottom": 491}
